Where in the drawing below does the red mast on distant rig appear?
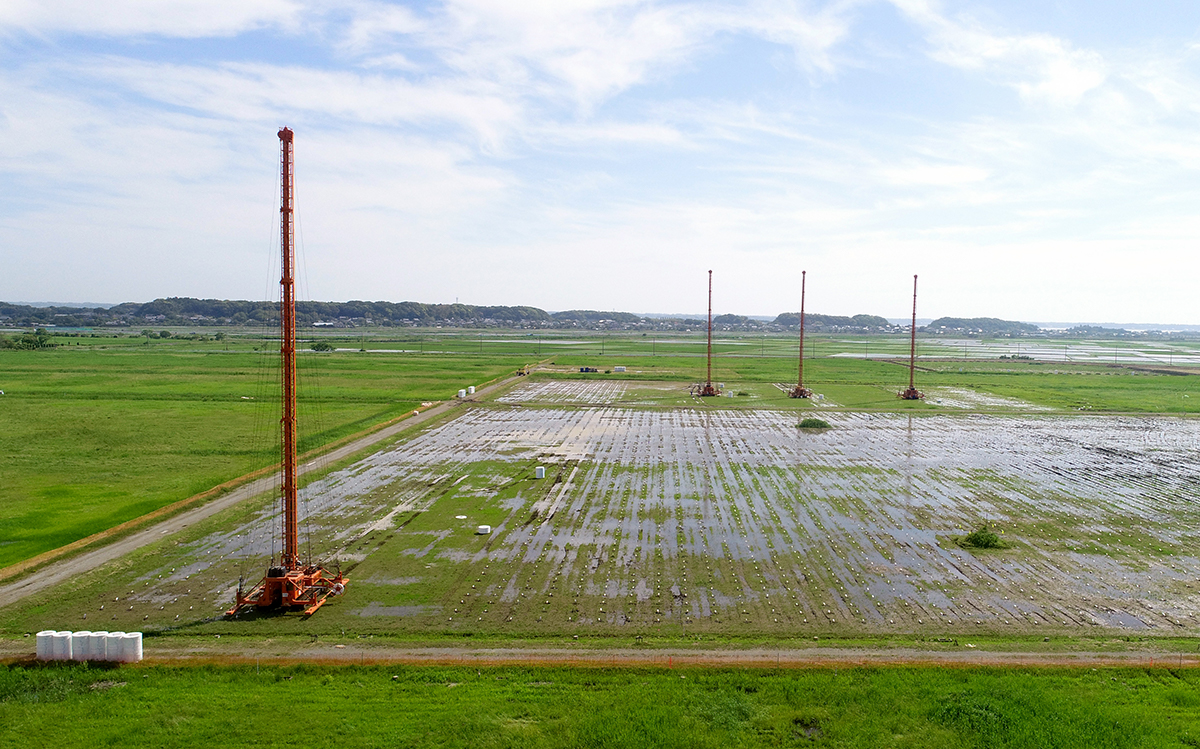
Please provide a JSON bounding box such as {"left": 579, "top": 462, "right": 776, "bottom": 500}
{"left": 898, "top": 274, "right": 924, "bottom": 400}
{"left": 279, "top": 126, "right": 299, "bottom": 570}
{"left": 789, "top": 270, "right": 812, "bottom": 399}
{"left": 228, "top": 128, "right": 346, "bottom": 617}
{"left": 697, "top": 270, "right": 720, "bottom": 397}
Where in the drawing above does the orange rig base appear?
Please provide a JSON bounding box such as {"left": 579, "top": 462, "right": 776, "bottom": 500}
{"left": 898, "top": 388, "right": 924, "bottom": 400}
{"left": 788, "top": 386, "right": 813, "bottom": 398}
{"left": 227, "top": 565, "right": 347, "bottom": 617}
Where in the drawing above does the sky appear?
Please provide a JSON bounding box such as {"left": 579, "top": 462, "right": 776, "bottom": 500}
{"left": 3, "top": 1, "right": 1200, "bottom": 322}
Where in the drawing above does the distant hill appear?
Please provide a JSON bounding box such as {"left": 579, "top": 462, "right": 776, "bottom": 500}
{"left": 773, "top": 313, "right": 893, "bottom": 332}
{"left": 713, "top": 314, "right": 757, "bottom": 328}
{"left": 1, "top": 298, "right": 1170, "bottom": 337}
{"left": 924, "top": 317, "right": 1039, "bottom": 337}
{"left": 551, "top": 310, "right": 642, "bottom": 324}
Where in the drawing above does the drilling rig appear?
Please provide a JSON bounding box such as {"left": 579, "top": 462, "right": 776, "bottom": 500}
{"left": 898, "top": 274, "right": 924, "bottom": 401}
{"left": 227, "top": 128, "right": 347, "bottom": 617}
{"left": 789, "top": 270, "right": 813, "bottom": 399}
{"left": 695, "top": 270, "right": 721, "bottom": 397}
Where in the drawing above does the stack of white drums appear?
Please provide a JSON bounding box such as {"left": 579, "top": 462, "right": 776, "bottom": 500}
{"left": 35, "top": 630, "right": 142, "bottom": 662}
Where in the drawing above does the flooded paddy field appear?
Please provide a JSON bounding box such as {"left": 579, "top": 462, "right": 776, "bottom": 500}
{"left": 9, "top": 384, "right": 1200, "bottom": 642}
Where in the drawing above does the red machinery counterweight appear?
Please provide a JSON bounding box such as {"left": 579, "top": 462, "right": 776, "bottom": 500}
{"left": 228, "top": 128, "right": 346, "bottom": 617}
{"left": 898, "top": 274, "right": 924, "bottom": 401}
{"left": 789, "top": 270, "right": 812, "bottom": 399}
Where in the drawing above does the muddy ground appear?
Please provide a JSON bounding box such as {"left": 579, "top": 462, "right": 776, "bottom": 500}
{"left": 4, "top": 380, "right": 1199, "bottom": 645}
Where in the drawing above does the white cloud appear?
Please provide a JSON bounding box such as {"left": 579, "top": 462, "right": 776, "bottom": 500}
{"left": 86, "top": 58, "right": 522, "bottom": 151}
{"left": 880, "top": 162, "right": 988, "bottom": 186}
{"left": 341, "top": 0, "right": 856, "bottom": 112}
{"left": 0, "top": 0, "right": 304, "bottom": 38}
{"left": 890, "top": 0, "right": 1106, "bottom": 105}
{"left": 6, "top": 1, "right": 1200, "bottom": 322}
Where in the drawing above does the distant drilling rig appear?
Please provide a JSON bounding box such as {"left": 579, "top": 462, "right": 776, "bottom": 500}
{"left": 227, "top": 127, "right": 346, "bottom": 617}
{"left": 789, "top": 270, "right": 813, "bottom": 399}
{"left": 898, "top": 274, "right": 924, "bottom": 400}
{"left": 696, "top": 270, "right": 721, "bottom": 397}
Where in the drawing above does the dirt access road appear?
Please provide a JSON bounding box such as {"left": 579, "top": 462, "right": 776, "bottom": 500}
{"left": 0, "top": 371, "right": 530, "bottom": 610}
{"left": 2, "top": 639, "right": 1195, "bottom": 670}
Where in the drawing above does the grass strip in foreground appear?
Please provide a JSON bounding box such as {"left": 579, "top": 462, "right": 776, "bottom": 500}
{"left": 2, "top": 662, "right": 1200, "bottom": 748}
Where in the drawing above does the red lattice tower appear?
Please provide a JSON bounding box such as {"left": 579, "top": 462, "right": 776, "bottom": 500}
{"left": 898, "top": 274, "right": 924, "bottom": 401}
{"left": 696, "top": 270, "right": 720, "bottom": 397}
{"left": 229, "top": 128, "right": 347, "bottom": 617}
{"left": 789, "top": 270, "right": 812, "bottom": 399}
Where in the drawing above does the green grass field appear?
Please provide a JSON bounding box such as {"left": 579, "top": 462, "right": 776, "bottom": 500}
{"left": 536, "top": 353, "right": 1200, "bottom": 412}
{"left": 3, "top": 662, "right": 1200, "bottom": 748}
{"left": 3, "top": 329, "right": 1198, "bottom": 570}
{"left": 0, "top": 340, "right": 529, "bottom": 568}
{"left": 4, "top": 329, "right": 1200, "bottom": 746}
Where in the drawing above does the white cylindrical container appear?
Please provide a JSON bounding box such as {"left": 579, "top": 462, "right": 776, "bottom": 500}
{"left": 123, "top": 632, "right": 143, "bottom": 663}
{"left": 89, "top": 631, "right": 109, "bottom": 661}
{"left": 457, "top": 389, "right": 466, "bottom": 398}
{"left": 535, "top": 466, "right": 545, "bottom": 479}
{"left": 36, "top": 631, "right": 55, "bottom": 660}
{"left": 52, "top": 631, "right": 72, "bottom": 661}
{"left": 107, "top": 632, "right": 127, "bottom": 662}
{"left": 467, "top": 385, "right": 475, "bottom": 395}
{"left": 476, "top": 525, "right": 492, "bottom": 535}
{"left": 71, "top": 631, "right": 92, "bottom": 661}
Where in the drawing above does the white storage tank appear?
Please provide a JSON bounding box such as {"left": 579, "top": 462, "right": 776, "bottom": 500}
{"left": 476, "top": 525, "right": 492, "bottom": 535}
{"left": 457, "top": 389, "right": 466, "bottom": 398}
{"left": 71, "top": 631, "right": 92, "bottom": 661}
{"left": 36, "top": 630, "right": 55, "bottom": 660}
{"left": 467, "top": 385, "right": 476, "bottom": 395}
{"left": 89, "top": 631, "right": 109, "bottom": 661}
{"left": 535, "top": 466, "right": 545, "bottom": 479}
{"left": 52, "top": 631, "right": 73, "bottom": 661}
{"left": 122, "top": 632, "right": 143, "bottom": 663}
{"left": 107, "top": 632, "right": 127, "bottom": 662}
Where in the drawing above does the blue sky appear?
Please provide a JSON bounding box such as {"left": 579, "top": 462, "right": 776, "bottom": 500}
{"left": 3, "top": 0, "right": 1200, "bottom": 322}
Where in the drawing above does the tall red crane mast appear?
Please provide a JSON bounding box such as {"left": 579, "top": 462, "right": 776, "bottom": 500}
{"left": 228, "top": 128, "right": 347, "bottom": 617}
{"left": 898, "top": 274, "right": 924, "bottom": 400}
{"left": 789, "top": 270, "right": 812, "bottom": 399}
{"left": 696, "top": 270, "right": 720, "bottom": 397}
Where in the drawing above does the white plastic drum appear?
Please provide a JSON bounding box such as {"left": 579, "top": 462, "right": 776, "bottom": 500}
{"left": 71, "top": 631, "right": 92, "bottom": 661}
{"left": 123, "top": 632, "right": 143, "bottom": 662}
{"left": 89, "top": 631, "right": 109, "bottom": 661}
{"left": 36, "top": 631, "right": 55, "bottom": 660}
{"left": 52, "top": 631, "right": 73, "bottom": 661}
{"left": 107, "top": 632, "right": 127, "bottom": 662}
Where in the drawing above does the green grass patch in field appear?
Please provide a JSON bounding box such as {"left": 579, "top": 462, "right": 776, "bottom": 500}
{"left": 960, "top": 526, "right": 1006, "bottom": 550}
